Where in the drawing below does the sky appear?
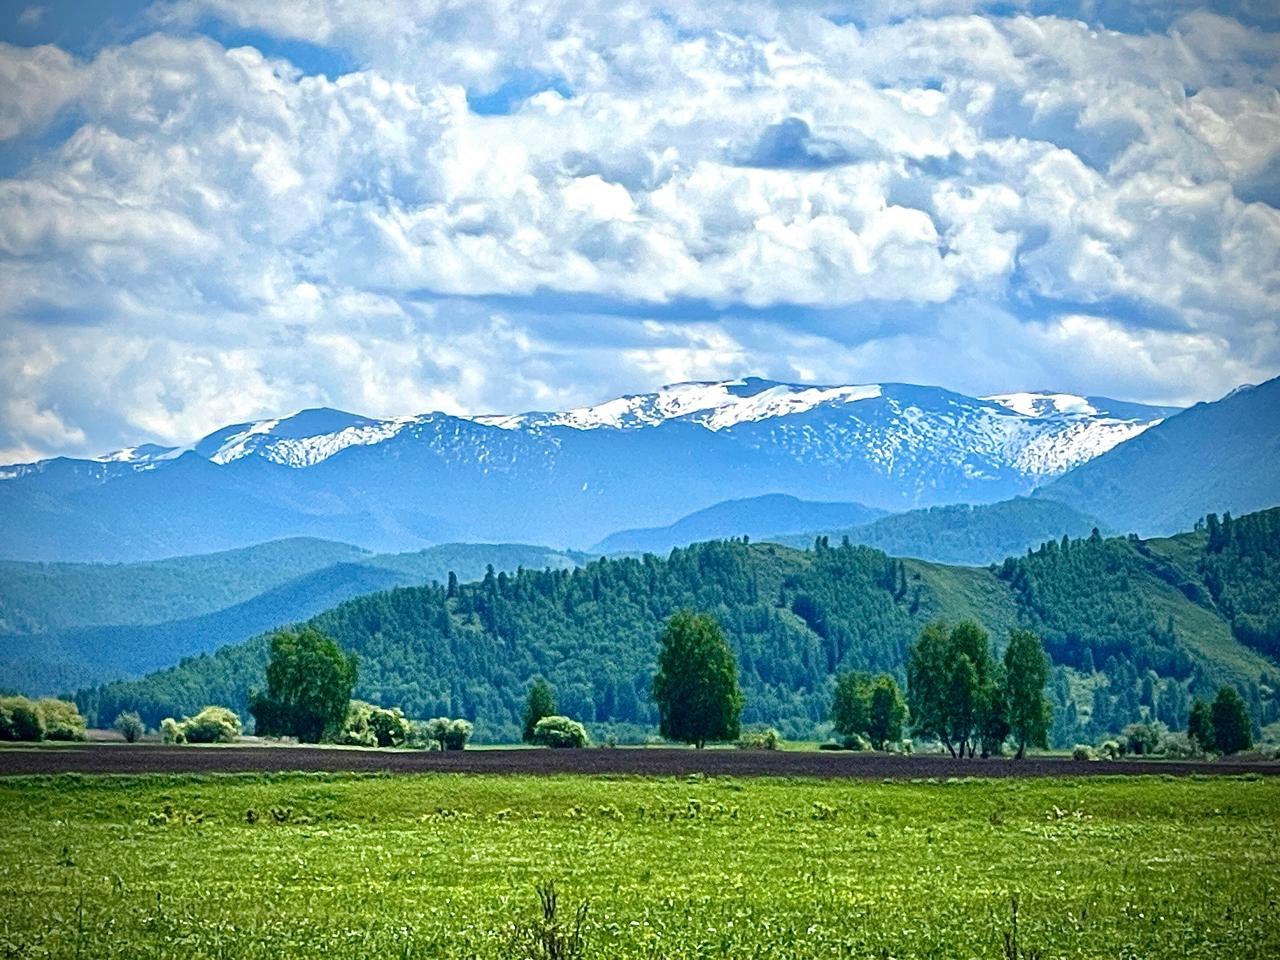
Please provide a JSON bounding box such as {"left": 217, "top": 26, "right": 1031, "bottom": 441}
{"left": 0, "top": 1, "right": 1277, "bottom": 463}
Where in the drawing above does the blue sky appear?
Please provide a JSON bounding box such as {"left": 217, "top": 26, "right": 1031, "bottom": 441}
{"left": 0, "top": 1, "right": 1277, "bottom": 461}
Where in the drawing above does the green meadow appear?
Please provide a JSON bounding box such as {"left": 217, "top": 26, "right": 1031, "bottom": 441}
{"left": 1, "top": 772, "right": 1277, "bottom": 959}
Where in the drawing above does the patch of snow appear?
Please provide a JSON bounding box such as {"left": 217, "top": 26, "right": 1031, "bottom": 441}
{"left": 982, "top": 392, "right": 1098, "bottom": 419}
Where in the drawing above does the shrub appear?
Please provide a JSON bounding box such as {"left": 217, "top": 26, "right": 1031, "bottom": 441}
{"left": 736, "top": 726, "right": 782, "bottom": 750}
{"left": 1071, "top": 744, "right": 1096, "bottom": 761}
{"left": 842, "top": 732, "right": 873, "bottom": 752}
{"left": 0, "top": 696, "right": 45, "bottom": 742}
{"left": 443, "top": 719, "right": 473, "bottom": 750}
{"left": 424, "top": 717, "right": 473, "bottom": 751}
{"left": 1122, "top": 722, "right": 1161, "bottom": 756}
{"left": 334, "top": 701, "right": 409, "bottom": 747}
{"left": 114, "top": 711, "right": 145, "bottom": 743}
{"left": 1156, "top": 731, "right": 1203, "bottom": 759}
{"left": 507, "top": 881, "right": 588, "bottom": 960}
{"left": 37, "top": 699, "right": 87, "bottom": 741}
{"left": 161, "top": 717, "right": 185, "bottom": 744}
{"left": 532, "top": 715, "right": 590, "bottom": 748}
{"left": 1098, "top": 739, "right": 1123, "bottom": 760}
{"left": 163, "top": 707, "right": 241, "bottom": 744}
{"left": 367, "top": 705, "right": 411, "bottom": 747}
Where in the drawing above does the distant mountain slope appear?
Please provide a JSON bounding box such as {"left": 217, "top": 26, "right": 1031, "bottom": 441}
{"left": 592, "top": 495, "right": 885, "bottom": 554}
{"left": 0, "top": 538, "right": 368, "bottom": 635}
{"left": 1038, "top": 376, "right": 1280, "bottom": 535}
{"left": 0, "top": 378, "right": 1178, "bottom": 561}
{"left": 771, "top": 498, "right": 1107, "bottom": 566}
{"left": 0, "top": 542, "right": 584, "bottom": 695}
{"left": 78, "top": 512, "right": 1280, "bottom": 744}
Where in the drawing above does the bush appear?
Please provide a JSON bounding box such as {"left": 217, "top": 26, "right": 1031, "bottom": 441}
{"left": 163, "top": 706, "right": 241, "bottom": 744}
{"left": 336, "top": 701, "right": 412, "bottom": 748}
{"left": 1122, "top": 722, "right": 1161, "bottom": 756}
{"left": 1071, "top": 744, "right": 1096, "bottom": 761}
{"left": 0, "top": 696, "right": 45, "bottom": 742}
{"left": 1099, "top": 739, "right": 1123, "bottom": 760}
{"left": 531, "top": 715, "right": 590, "bottom": 748}
{"left": 842, "top": 732, "right": 873, "bottom": 752}
{"left": 114, "top": 710, "right": 145, "bottom": 743}
{"left": 423, "top": 717, "right": 473, "bottom": 751}
{"left": 36, "top": 699, "right": 87, "bottom": 741}
{"left": 368, "top": 705, "right": 411, "bottom": 747}
{"left": 161, "top": 717, "right": 185, "bottom": 744}
{"left": 1156, "top": 731, "right": 1204, "bottom": 759}
{"left": 736, "top": 726, "right": 782, "bottom": 751}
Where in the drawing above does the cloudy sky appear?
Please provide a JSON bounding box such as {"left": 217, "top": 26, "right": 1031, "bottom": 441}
{"left": 0, "top": 1, "right": 1277, "bottom": 462}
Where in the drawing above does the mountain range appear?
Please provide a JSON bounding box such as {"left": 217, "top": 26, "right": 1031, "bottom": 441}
{"left": 2, "top": 376, "right": 1210, "bottom": 562}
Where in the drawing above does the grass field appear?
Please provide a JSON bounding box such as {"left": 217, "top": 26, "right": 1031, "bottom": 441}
{"left": 1, "top": 772, "right": 1277, "bottom": 959}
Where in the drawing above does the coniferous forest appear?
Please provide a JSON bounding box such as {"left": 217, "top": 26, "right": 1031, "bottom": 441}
{"left": 78, "top": 509, "right": 1280, "bottom": 744}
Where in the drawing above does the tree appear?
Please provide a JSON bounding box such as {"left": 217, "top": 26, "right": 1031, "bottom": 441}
{"left": 832, "top": 672, "right": 906, "bottom": 749}
{"left": 1003, "top": 629, "right": 1051, "bottom": 759}
{"left": 830, "top": 672, "right": 872, "bottom": 743}
{"left": 1187, "top": 696, "right": 1214, "bottom": 751}
{"left": 1210, "top": 685, "right": 1252, "bottom": 755}
{"left": 907, "top": 620, "right": 998, "bottom": 758}
{"left": 249, "top": 626, "right": 357, "bottom": 742}
{"left": 652, "top": 610, "right": 743, "bottom": 749}
{"left": 114, "top": 710, "right": 144, "bottom": 743}
{"left": 522, "top": 678, "right": 556, "bottom": 743}
{"left": 868, "top": 676, "right": 907, "bottom": 749}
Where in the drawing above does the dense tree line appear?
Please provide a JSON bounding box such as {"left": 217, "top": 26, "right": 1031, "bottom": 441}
{"left": 75, "top": 514, "right": 1280, "bottom": 743}
{"left": 1200, "top": 509, "right": 1280, "bottom": 659}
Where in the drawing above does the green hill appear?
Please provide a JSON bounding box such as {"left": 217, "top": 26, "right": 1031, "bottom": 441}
{"left": 771, "top": 498, "right": 1105, "bottom": 565}
{"left": 0, "top": 538, "right": 368, "bottom": 635}
{"left": 77, "top": 511, "right": 1280, "bottom": 744}
{"left": 0, "top": 542, "right": 586, "bottom": 695}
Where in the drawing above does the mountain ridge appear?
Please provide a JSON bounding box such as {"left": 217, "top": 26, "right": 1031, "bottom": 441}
{"left": 0, "top": 378, "right": 1182, "bottom": 562}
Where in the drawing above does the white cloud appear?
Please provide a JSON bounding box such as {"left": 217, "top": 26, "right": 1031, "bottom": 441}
{"left": 0, "top": 4, "right": 1276, "bottom": 458}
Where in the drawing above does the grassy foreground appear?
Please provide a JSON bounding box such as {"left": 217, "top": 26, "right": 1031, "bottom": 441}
{"left": 0, "top": 773, "right": 1276, "bottom": 959}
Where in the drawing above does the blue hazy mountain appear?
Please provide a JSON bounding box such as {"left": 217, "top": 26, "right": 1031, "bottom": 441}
{"left": 1038, "top": 376, "right": 1280, "bottom": 535}
{"left": 0, "top": 379, "right": 1181, "bottom": 562}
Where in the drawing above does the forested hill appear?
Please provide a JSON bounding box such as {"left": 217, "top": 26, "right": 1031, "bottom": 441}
{"left": 78, "top": 511, "right": 1280, "bottom": 744}
{"left": 0, "top": 542, "right": 587, "bottom": 695}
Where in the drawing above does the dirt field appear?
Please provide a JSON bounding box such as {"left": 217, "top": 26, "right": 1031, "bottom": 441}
{"left": 2, "top": 742, "right": 1277, "bottom": 777}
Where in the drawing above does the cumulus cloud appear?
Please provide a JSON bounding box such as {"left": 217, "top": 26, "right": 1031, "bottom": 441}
{"left": 0, "top": 2, "right": 1276, "bottom": 458}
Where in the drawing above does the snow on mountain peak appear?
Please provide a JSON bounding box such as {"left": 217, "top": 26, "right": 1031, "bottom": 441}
{"left": 474, "top": 379, "right": 885, "bottom": 432}
{"left": 982, "top": 392, "right": 1099, "bottom": 419}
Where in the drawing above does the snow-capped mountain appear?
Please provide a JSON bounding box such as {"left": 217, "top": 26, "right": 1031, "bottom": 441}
{"left": 0, "top": 377, "right": 1185, "bottom": 561}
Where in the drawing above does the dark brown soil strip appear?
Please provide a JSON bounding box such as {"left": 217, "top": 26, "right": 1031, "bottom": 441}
{"left": 1, "top": 744, "right": 1276, "bottom": 778}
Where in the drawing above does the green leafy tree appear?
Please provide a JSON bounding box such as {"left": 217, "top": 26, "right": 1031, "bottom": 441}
{"left": 1210, "top": 685, "right": 1252, "bottom": 755}
{"left": 652, "top": 610, "right": 743, "bottom": 749}
{"left": 1003, "top": 629, "right": 1051, "bottom": 759}
{"left": 249, "top": 626, "right": 357, "bottom": 742}
{"left": 522, "top": 678, "right": 556, "bottom": 743}
{"left": 832, "top": 672, "right": 905, "bottom": 749}
{"left": 1187, "top": 697, "right": 1215, "bottom": 751}
{"left": 830, "top": 672, "right": 872, "bottom": 743}
{"left": 908, "top": 620, "right": 998, "bottom": 758}
{"left": 868, "top": 676, "right": 907, "bottom": 749}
